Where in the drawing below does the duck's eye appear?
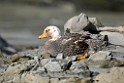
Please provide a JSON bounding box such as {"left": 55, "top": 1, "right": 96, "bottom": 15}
{"left": 46, "top": 29, "right": 50, "bottom": 32}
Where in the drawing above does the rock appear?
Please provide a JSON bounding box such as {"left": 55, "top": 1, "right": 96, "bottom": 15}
{"left": 100, "top": 31, "right": 124, "bottom": 46}
{"left": 94, "top": 67, "right": 124, "bottom": 83}
{"left": 58, "top": 77, "right": 92, "bottom": 83}
{"left": 67, "top": 61, "right": 91, "bottom": 77}
{"left": 88, "top": 51, "right": 112, "bottom": 61}
{"left": 56, "top": 53, "right": 63, "bottom": 60}
{"left": 64, "top": 13, "right": 98, "bottom": 34}
{"left": 43, "top": 59, "right": 62, "bottom": 73}
{"left": 88, "top": 17, "right": 103, "bottom": 27}
{"left": 64, "top": 13, "right": 89, "bottom": 33}
{"left": 64, "top": 56, "right": 77, "bottom": 61}
{"left": 50, "top": 78, "right": 59, "bottom": 83}
{"left": 22, "top": 72, "right": 50, "bottom": 83}
{"left": 104, "top": 45, "right": 124, "bottom": 65}
{"left": 40, "top": 58, "right": 52, "bottom": 66}
{"left": 42, "top": 53, "right": 51, "bottom": 59}
{"left": 0, "top": 63, "right": 26, "bottom": 82}
{"left": 99, "top": 26, "right": 124, "bottom": 33}
{"left": 88, "top": 67, "right": 109, "bottom": 74}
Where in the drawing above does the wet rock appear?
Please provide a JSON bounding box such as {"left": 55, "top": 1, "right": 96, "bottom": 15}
{"left": 88, "top": 51, "right": 112, "bottom": 61}
{"left": 94, "top": 67, "right": 124, "bottom": 83}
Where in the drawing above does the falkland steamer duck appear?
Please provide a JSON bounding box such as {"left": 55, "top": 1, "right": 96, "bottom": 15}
{"left": 38, "top": 26, "right": 107, "bottom": 60}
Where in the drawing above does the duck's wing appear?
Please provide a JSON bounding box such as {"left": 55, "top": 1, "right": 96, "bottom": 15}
{"left": 55, "top": 33, "right": 89, "bottom": 58}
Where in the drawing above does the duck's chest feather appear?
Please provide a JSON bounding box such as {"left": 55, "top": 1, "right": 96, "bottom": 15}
{"left": 43, "top": 40, "right": 58, "bottom": 57}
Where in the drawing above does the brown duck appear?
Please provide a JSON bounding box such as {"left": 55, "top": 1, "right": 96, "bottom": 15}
{"left": 38, "top": 26, "right": 106, "bottom": 60}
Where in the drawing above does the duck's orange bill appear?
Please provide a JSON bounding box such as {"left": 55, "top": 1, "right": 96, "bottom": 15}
{"left": 38, "top": 31, "right": 48, "bottom": 39}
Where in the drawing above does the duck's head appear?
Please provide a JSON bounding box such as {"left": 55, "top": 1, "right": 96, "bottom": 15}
{"left": 38, "top": 26, "right": 61, "bottom": 40}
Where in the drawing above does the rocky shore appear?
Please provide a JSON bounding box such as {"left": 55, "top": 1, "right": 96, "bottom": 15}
{"left": 0, "top": 13, "right": 124, "bottom": 83}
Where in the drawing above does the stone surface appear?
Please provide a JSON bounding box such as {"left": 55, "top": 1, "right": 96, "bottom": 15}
{"left": 0, "top": 47, "right": 92, "bottom": 83}
{"left": 22, "top": 72, "right": 50, "bottom": 83}
{"left": 100, "top": 31, "right": 124, "bottom": 46}
{"left": 94, "top": 67, "right": 124, "bottom": 83}
{"left": 68, "top": 61, "right": 91, "bottom": 77}
{"left": 64, "top": 13, "right": 98, "bottom": 34}
{"left": 88, "top": 51, "right": 112, "bottom": 61}
{"left": 58, "top": 77, "right": 92, "bottom": 83}
{"left": 64, "top": 13, "right": 90, "bottom": 33}
{"left": 88, "top": 17, "right": 103, "bottom": 27}
{"left": 43, "top": 59, "right": 62, "bottom": 72}
{"left": 56, "top": 53, "right": 63, "bottom": 60}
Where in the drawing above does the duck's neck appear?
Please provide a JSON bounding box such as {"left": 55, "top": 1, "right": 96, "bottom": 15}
{"left": 50, "top": 35, "right": 61, "bottom": 41}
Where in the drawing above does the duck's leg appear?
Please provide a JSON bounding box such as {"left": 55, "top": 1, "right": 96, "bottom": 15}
{"left": 76, "top": 52, "right": 88, "bottom": 60}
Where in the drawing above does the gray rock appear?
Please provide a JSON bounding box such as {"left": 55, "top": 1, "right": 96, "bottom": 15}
{"left": 50, "top": 78, "right": 59, "bottom": 83}
{"left": 64, "top": 13, "right": 98, "bottom": 34}
{"left": 100, "top": 31, "right": 124, "bottom": 46}
{"left": 88, "top": 67, "right": 109, "bottom": 74}
{"left": 94, "top": 67, "right": 124, "bottom": 83}
{"left": 56, "top": 53, "right": 63, "bottom": 60}
{"left": 40, "top": 58, "right": 52, "bottom": 66}
{"left": 68, "top": 61, "right": 91, "bottom": 77}
{"left": 57, "top": 77, "right": 92, "bottom": 83}
{"left": 21, "top": 71, "right": 50, "bottom": 83}
{"left": 64, "top": 13, "right": 89, "bottom": 33}
{"left": 88, "top": 17, "right": 103, "bottom": 27}
{"left": 103, "top": 45, "right": 124, "bottom": 65}
{"left": 88, "top": 51, "right": 112, "bottom": 61}
{"left": 44, "top": 59, "right": 62, "bottom": 73}
{"left": 64, "top": 56, "right": 77, "bottom": 61}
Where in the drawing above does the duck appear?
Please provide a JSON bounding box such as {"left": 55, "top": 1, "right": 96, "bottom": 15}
{"left": 38, "top": 26, "right": 107, "bottom": 60}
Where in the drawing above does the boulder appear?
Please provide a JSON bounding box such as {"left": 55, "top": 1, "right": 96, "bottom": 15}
{"left": 64, "top": 13, "right": 98, "bottom": 34}
{"left": 88, "top": 51, "right": 112, "bottom": 61}
{"left": 94, "top": 67, "right": 124, "bottom": 83}
{"left": 100, "top": 31, "right": 124, "bottom": 46}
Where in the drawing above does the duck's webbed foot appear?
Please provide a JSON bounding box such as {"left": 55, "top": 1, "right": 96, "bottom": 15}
{"left": 76, "top": 52, "right": 88, "bottom": 60}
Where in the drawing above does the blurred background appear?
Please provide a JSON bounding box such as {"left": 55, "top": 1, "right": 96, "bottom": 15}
{"left": 0, "top": 0, "right": 124, "bottom": 49}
